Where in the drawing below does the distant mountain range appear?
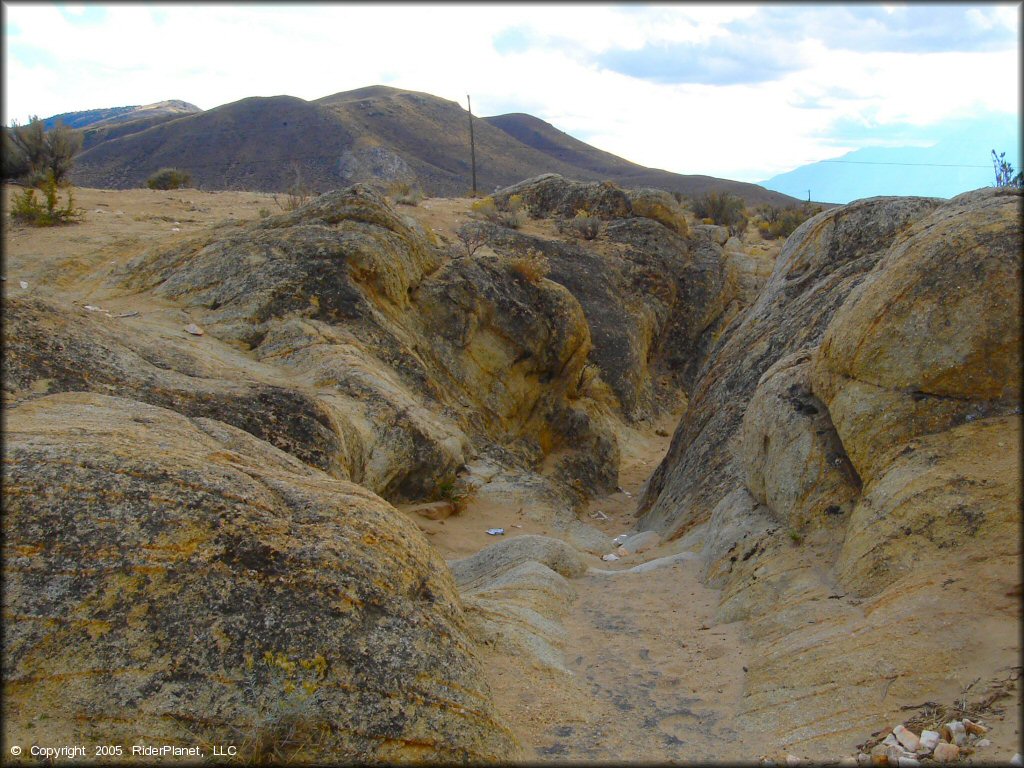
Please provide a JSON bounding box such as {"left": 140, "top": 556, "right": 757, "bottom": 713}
{"left": 761, "top": 114, "right": 1020, "bottom": 204}
{"left": 48, "top": 86, "right": 799, "bottom": 206}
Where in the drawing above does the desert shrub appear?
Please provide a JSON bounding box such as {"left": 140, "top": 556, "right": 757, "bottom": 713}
{"left": 147, "top": 167, "right": 192, "bottom": 190}
{"left": 236, "top": 650, "right": 329, "bottom": 762}
{"left": 9, "top": 173, "right": 82, "bottom": 226}
{"left": 992, "top": 149, "right": 1024, "bottom": 188}
{"left": 569, "top": 208, "right": 601, "bottom": 240}
{"left": 509, "top": 249, "right": 550, "bottom": 284}
{"left": 388, "top": 180, "right": 424, "bottom": 206}
{"left": 273, "top": 163, "right": 312, "bottom": 211}
{"left": 257, "top": 207, "right": 271, "bottom": 219}
{"left": 755, "top": 204, "right": 823, "bottom": 240}
{"left": 4, "top": 117, "right": 82, "bottom": 186}
{"left": 691, "top": 191, "right": 747, "bottom": 235}
{"left": 499, "top": 193, "right": 528, "bottom": 228}
{"left": 470, "top": 196, "right": 499, "bottom": 221}
{"left": 455, "top": 222, "right": 487, "bottom": 257}
{"left": 433, "top": 475, "right": 475, "bottom": 514}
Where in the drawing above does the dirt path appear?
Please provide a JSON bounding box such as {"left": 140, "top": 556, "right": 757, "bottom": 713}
{"left": 440, "top": 414, "right": 759, "bottom": 762}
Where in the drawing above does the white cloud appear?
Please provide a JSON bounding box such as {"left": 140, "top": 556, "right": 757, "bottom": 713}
{"left": 3, "top": 3, "right": 1019, "bottom": 181}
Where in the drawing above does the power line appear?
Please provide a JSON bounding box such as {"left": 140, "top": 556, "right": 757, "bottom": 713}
{"left": 819, "top": 159, "right": 991, "bottom": 168}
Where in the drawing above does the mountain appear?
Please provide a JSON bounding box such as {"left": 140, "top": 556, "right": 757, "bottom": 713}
{"left": 761, "top": 114, "right": 1020, "bottom": 204}
{"left": 69, "top": 86, "right": 799, "bottom": 206}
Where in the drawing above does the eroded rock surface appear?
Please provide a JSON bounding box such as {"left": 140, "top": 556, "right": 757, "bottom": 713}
{"left": 634, "top": 187, "right": 1022, "bottom": 754}
{"left": 2, "top": 393, "right": 518, "bottom": 761}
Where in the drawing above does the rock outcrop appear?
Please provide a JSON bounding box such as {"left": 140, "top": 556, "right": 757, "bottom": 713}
{"left": 2, "top": 393, "right": 518, "bottom": 761}
{"left": 635, "top": 187, "right": 1022, "bottom": 753}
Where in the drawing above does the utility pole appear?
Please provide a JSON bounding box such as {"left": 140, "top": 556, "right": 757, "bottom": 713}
{"left": 807, "top": 189, "right": 811, "bottom": 202}
{"left": 467, "top": 94, "right": 477, "bottom": 197}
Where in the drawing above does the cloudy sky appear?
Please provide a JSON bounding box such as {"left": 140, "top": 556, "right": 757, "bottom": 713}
{"left": 3, "top": 2, "right": 1020, "bottom": 182}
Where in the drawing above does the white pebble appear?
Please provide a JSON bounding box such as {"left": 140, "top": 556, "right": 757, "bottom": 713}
{"left": 918, "top": 730, "right": 940, "bottom": 751}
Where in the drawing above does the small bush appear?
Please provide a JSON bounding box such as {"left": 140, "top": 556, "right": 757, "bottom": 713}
{"left": 509, "top": 249, "right": 550, "bottom": 284}
{"left": 691, "top": 191, "right": 748, "bottom": 236}
{"left": 992, "top": 149, "right": 1024, "bottom": 188}
{"left": 455, "top": 222, "right": 487, "bottom": 257}
{"left": 9, "top": 174, "right": 82, "bottom": 226}
{"left": 470, "top": 196, "right": 499, "bottom": 221}
{"left": 569, "top": 208, "right": 601, "bottom": 240}
{"left": 388, "top": 180, "right": 424, "bottom": 206}
{"left": 147, "top": 167, "right": 191, "bottom": 190}
{"left": 433, "top": 475, "right": 475, "bottom": 514}
{"left": 755, "top": 204, "right": 823, "bottom": 240}
{"left": 257, "top": 207, "right": 271, "bottom": 219}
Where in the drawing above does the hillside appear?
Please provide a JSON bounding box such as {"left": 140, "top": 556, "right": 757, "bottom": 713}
{"left": 69, "top": 85, "right": 799, "bottom": 206}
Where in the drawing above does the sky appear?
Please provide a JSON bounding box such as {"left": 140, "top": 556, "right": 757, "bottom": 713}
{"left": 2, "top": 2, "right": 1020, "bottom": 183}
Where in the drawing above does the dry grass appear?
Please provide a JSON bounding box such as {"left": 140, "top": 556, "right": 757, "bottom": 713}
{"left": 509, "top": 249, "right": 550, "bottom": 284}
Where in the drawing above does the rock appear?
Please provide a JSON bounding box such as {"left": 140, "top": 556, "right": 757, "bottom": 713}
{"left": 626, "top": 187, "right": 690, "bottom": 236}
{"left": 405, "top": 500, "right": 456, "bottom": 520}
{"left": 615, "top": 545, "right": 630, "bottom": 557}
{"left": 856, "top": 754, "right": 871, "bottom": 766}
{"left": 785, "top": 754, "right": 802, "bottom": 765}
{"left": 491, "top": 174, "right": 632, "bottom": 220}
{"left": 896, "top": 758, "right": 920, "bottom": 767}
{"left": 962, "top": 719, "right": 987, "bottom": 736}
{"left": 639, "top": 195, "right": 941, "bottom": 537}
{"left": 448, "top": 535, "right": 588, "bottom": 591}
{"left": 740, "top": 350, "right": 860, "bottom": 533}
{"left": 893, "top": 725, "right": 920, "bottom": 752}
{"left": 1010, "top": 752, "right": 1022, "bottom": 766}
{"left": 184, "top": 322, "right": 204, "bottom": 335}
{"left": 459, "top": 561, "right": 576, "bottom": 672}
{"left": 932, "top": 742, "right": 959, "bottom": 762}
{"left": 619, "top": 530, "right": 660, "bottom": 554}
{"left": 601, "top": 553, "right": 620, "bottom": 562}
{"left": 1, "top": 392, "right": 518, "bottom": 761}
{"left": 944, "top": 721, "right": 967, "bottom": 746}
{"left": 812, "top": 187, "right": 1022, "bottom": 486}
{"left": 919, "top": 730, "right": 940, "bottom": 751}
{"left": 974, "top": 739, "right": 990, "bottom": 749}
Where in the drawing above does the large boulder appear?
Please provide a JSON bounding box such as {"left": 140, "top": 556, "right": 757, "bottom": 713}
{"left": 811, "top": 187, "right": 1022, "bottom": 484}
{"left": 474, "top": 216, "right": 729, "bottom": 421}
{"left": 2, "top": 393, "right": 518, "bottom": 762}
{"left": 638, "top": 195, "right": 944, "bottom": 537}
{"left": 491, "top": 174, "right": 632, "bottom": 220}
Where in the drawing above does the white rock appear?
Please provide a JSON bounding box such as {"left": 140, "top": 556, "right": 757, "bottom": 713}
{"left": 1010, "top": 753, "right": 1023, "bottom": 767}
{"left": 19, "top": 280, "right": 28, "bottom": 290}
{"left": 893, "top": 725, "right": 920, "bottom": 751}
{"left": 881, "top": 734, "right": 899, "bottom": 748}
{"left": 944, "top": 721, "right": 966, "bottom": 746}
{"left": 897, "top": 758, "right": 920, "bottom": 767}
{"left": 601, "top": 553, "right": 620, "bottom": 562}
{"left": 184, "top": 323, "right": 204, "bottom": 336}
{"left": 918, "top": 730, "right": 940, "bottom": 751}
{"left": 855, "top": 754, "right": 871, "bottom": 766}
{"left": 785, "top": 755, "right": 802, "bottom": 766}
{"left": 975, "top": 738, "right": 991, "bottom": 749}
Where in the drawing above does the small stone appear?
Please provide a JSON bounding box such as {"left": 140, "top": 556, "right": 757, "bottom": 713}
{"left": 615, "top": 546, "right": 630, "bottom": 557}
{"left": 184, "top": 323, "right": 204, "bottom": 336}
{"left": 406, "top": 501, "right": 455, "bottom": 521}
{"left": 856, "top": 754, "right": 871, "bottom": 766}
{"left": 932, "top": 742, "right": 959, "bottom": 763}
{"left": 882, "top": 734, "right": 899, "bottom": 748}
{"left": 785, "top": 755, "right": 802, "bottom": 766}
{"left": 19, "top": 280, "right": 28, "bottom": 289}
{"left": 601, "top": 553, "right": 620, "bottom": 562}
{"left": 893, "top": 725, "right": 920, "bottom": 752}
{"left": 963, "top": 718, "right": 987, "bottom": 736}
{"left": 1010, "top": 753, "right": 1023, "bottom": 767}
{"left": 870, "top": 754, "right": 889, "bottom": 767}
{"left": 896, "top": 758, "right": 919, "bottom": 767}
{"left": 944, "top": 721, "right": 966, "bottom": 746}
{"left": 975, "top": 739, "right": 990, "bottom": 749}
{"left": 919, "top": 730, "right": 940, "bottom": 751}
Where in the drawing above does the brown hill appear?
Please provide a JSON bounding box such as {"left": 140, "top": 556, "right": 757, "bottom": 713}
{"left": 71, "top": 85, "right": 800, "bottom": 206}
